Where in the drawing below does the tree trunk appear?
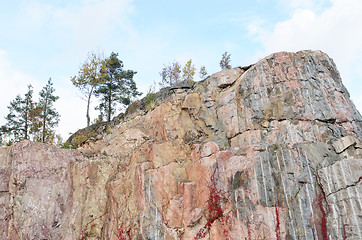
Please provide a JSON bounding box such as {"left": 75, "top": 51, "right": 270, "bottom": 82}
{"left": 42, "top": 95, "right": 48, "bottom": 143}
{"left": 86, "top": 87, "right": 94, "bottom": 127}
{"left": 42, "top": 112, "right": 46, "bottom": 143}
{"left": 24, "top": 104, "right": 28, "bottom": 140}
{"left": 24, "top": 118, "right": 28, "bottom": 139}
{"left": 107, "top": 82, "right": 112, "bottom": 123}
{"left": 24, "top": 116, "right": 28, "bottom": 139}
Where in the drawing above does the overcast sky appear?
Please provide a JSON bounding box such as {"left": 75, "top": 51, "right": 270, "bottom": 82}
{"left": 1, "top": 0, "right": 361, "bottom": 140}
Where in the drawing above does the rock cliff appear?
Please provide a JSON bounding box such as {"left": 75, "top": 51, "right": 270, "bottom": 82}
{"left": 1, "top": 50, "right": 361, "bottom": 239}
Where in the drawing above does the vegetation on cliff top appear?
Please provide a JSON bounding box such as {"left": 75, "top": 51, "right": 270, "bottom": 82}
{"left": 1, "top": 79, "right": 60, "bottom": 145}
{"left": 71, "top": 52, "right": 142, "bottom": 125}
{"left": 1, "top": 51, "right": 232, "bottom": 147}
{"left": 71, "top": 52, "right": 108, "bottom": 128}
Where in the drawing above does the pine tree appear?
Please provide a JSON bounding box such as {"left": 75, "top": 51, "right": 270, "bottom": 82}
{"left": 0, "top": 128, "right": 4, "bottom": 145}
{"left": 3, "top": 94, "right": 23, "bottom": 142}
{"left": 37, "top": 78, "right": 60, "bottom": 143}
{"left": 182, "top": 59, "right": 196, "bottom": 84}
{"left": 94, "top": 52, "right": 141, "bottom": 122}
{"left": 71, "top": 52, "right": 107, "bottom": 127}
{"left": 1, "top": 85, "right": 36, "bottom": 143}
{"left": 23, "top": 84, "right": 35, "bottom": 139}
{"left": 220, "top": 52, "right": 232, "bottom": 70}
{"left": 0, "top": 126, "right": 10, "bottom": 146}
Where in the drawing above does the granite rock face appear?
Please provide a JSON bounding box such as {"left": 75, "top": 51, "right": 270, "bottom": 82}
{"left": 1, "top": 50, "right": 361, "bottom": 239}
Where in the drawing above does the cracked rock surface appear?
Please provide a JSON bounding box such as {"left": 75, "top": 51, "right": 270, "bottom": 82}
{"left": 0, "top": 50, "right": 361, "bottom": 239}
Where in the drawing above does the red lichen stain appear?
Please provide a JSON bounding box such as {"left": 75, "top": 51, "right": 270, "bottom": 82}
{"left": 316, "top": 189, "right": 329, "bottom": 240}
{"left": 246, "top": 218, "right": 252, "bottom": 240}
{"left": 314, "top": 173, "right": 330, "bottom": 240}
{"left": 342, "top": 223, "right": 347, "bottom": 240}
{"left": 115, "top": 228, "right": 131, "bottom": 240}
{"left": 114, "top": 215, "right": 132, "bottom": 240}
{"left": 275, "top": 204, "right": 281, "bottom": 240}
{"left": 194, "top": 167, "right": 229, "bottom": 240}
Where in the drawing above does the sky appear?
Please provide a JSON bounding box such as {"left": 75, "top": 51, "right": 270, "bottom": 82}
{"left": 1, "top": 0, "right": 361, "bottom": 141}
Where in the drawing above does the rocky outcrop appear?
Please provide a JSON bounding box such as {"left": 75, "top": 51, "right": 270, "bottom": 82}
{"left": 1, "top": 50, "right": 361, "bottom": 239}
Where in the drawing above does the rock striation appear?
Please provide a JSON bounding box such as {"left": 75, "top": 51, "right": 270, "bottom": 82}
{"left": 1, "top": 50, "right": 361, "bottom": 239}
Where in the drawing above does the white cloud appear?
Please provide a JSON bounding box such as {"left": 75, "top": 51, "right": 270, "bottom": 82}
{"left": 18, "top": 0, "right": 135, "bottom": 58}
{"left": 0, "top": 50, "right": 40, "bottom": 124}
{"left": 249, "top": 0, "right": 362, "bottom": 60}
{"left": 247, "top": 17, "right": 268, "bottom": 42}
{"left": 248, "top": 0, "right": 362, "bottom": 113}
{"left": 263, "top": 1, "right": 362, "bottom": 63}
{"left": 18, "top": 2, "right": 53, "bottom": 29}
{"left": 10, "top": 0, "right": 175, "bottom": 140}
{"left": 53, "top": 0, "right": 134, "bottom": 42}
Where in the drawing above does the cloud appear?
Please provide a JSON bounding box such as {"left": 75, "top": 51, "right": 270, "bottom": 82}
{"left": 17, "top": 0, "right": 135, "bottom": 58}
{"left": 18, "top": 2, "right": 53, "bottom": 29}
{"left": 0, "top": 50, "right": 40, "bottom": 124}
{"left": 249, "top": 0, "right": 362, "bottom": 60}
{"left": 53, "top": 0, "right": 134, "bottom": 43}
{"left": 3, "top": 0, "right": 169, "bottom": 139}
{"left": 248, "top": 0, "right": 362, "bottom": 113}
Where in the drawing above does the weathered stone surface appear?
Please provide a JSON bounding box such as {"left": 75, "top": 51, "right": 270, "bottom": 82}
{"left": 200, "top": 142, "right": 219, "bottom": 158}
{"left": 332, "top": 135, "right": 357, "bottom": 153}
{"left": 1, "top": 50, "right": 361, "bottom": 239}
{"left": 186, "top": 207, "right": 203, "bottom": 227}
{"left": 211, "top": 67, "right": 244, "bottom": 88}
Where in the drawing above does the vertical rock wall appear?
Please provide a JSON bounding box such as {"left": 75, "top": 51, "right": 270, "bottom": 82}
{"left": 0, "top": 50, "right": 361, "bottom": 239}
